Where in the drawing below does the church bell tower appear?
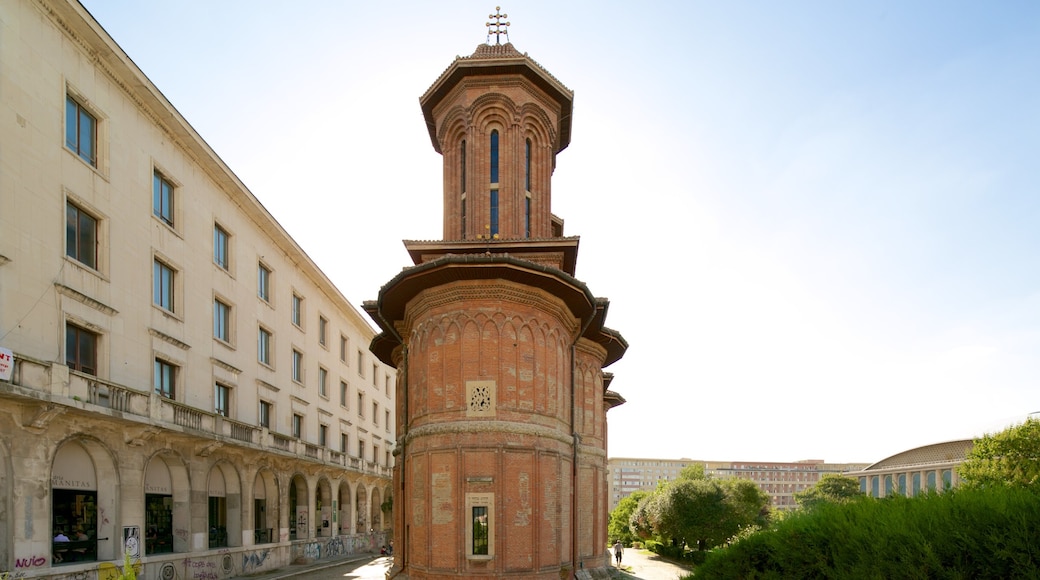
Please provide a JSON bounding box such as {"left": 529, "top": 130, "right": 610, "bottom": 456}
{"left": 366, "top": 9, "right": 627, "bottom": 579}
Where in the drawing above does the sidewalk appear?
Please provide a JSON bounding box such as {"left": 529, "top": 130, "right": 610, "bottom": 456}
{"left": 227, "top": 553, "right": 385, "bottom": 580}
{"left": 611, "top": 548, "right": 694, "bottom": 580}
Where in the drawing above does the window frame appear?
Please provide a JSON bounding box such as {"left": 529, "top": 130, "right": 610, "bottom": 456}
{"left": 258, "top": 262, "right": 272, "bottom": 303}
{"left": 318, "top": 367, "right": 328, "bottom": 398}
{"left": 66, "top": 200, "right": 99, "bottom": 270}
{"left": 65, "top": 322, "right": 98, "bottom": 376}
{"left": 291, "top": 349, "right": 303, "bottom": 384}
{"left": 152, "top": 258, "right": 176, "bottom": 312}
{"left": 65, "top": 93, "right": 97, "bottom": 166}
{"left": 213, "top": 223, "right": 230, "bottom": 271}
{"left": 466, "top": 493, "right": 494, "bottom": 559}
{"left": 259, "top": 400, "right": 272, "bottom": 429}
{"left": 154, "top": 358, "right": 176, "bottom": 399}
{"left": 258, "top": 326, "right": 273, "bottom": 366}
{"left": 213, "top": 298, "right": 233, "bottom": 344}
{"left": 153, "top": 170, "right": 175, "bottom": 227}
{"left": 291, "top": 293, "right": 303, "bottom": 328}
{"left": 214, "top": 383, "right": 231, "bottom": 417}
{"left": 292, "top": 413, "right": 303, "bottom": 439}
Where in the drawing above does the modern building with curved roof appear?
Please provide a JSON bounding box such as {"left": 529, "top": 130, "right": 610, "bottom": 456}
{"left": 846, "top": 439, "right": 974, "bottom": 498}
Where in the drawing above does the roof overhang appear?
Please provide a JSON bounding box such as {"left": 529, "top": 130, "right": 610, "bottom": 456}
{"left": 420, "top": 55, "right": 574, "bottom": 154}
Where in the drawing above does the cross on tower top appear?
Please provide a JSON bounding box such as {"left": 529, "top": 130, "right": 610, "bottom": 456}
{"left": 486, "top": 6, "right": 510, "bottom": 45}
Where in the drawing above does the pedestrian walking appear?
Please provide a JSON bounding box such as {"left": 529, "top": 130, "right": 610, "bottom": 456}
{"left": 613, "top": 539, "right": 624, "bottom": 566}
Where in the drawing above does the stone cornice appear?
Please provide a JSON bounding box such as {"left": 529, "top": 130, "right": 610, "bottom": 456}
{"left": 55, "top": 283, "right": 118, "bottom": 316}
{"left": 148, "top": 328, "right": 190, "bottom": 351}
{"left": 403, "top": 420, "right": 607, "bottom": 458}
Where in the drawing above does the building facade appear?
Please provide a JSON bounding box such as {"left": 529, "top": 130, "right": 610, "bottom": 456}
{"left": 609, "top": 458, "right": 869, "bottom": 511}
{"left": 0, "top": 1, "right": 393, "bottom": 577}
{"left": 366, "top": 33, "right": 627, "bottom": 580}
{"left": 846, "top": 440, "right": 972, "bottom": 498}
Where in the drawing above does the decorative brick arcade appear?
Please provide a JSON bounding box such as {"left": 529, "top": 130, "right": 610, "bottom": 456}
{"left": 366, "top": 25, "right": 627, "bottom": 579}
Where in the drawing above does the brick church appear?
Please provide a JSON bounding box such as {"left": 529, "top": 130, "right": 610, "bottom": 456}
{"left": 366, "top": 13, "right": 628, "bottom": 579}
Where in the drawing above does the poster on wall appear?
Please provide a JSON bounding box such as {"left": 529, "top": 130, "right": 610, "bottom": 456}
{"left": 0, "top": 347, "right": 13, "bottom": 381}
{"left": 296, "top": 506, "right": 308, "bottom": 533}
{"left": 123, "top": 525, "right": 141, "bottom": 558}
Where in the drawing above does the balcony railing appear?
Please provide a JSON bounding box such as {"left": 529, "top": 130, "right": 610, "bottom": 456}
{"left": 2, "top": 354, "right": 391, "bottom": 477}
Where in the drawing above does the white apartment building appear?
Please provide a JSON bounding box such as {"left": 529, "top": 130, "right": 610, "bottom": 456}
{"left": 0, "top": 0, "right": 393, "bottom": 577}
{"left": 609, "top": 457, "right": 870, "bottom": 511}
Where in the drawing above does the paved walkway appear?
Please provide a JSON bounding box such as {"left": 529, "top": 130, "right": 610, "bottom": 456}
{"left": 610, "top": 548, "right": 695, "bottom": 580}
{"left": 226, "top": 549, "right": 692, "bottom": 580}
{"left": 227, "top": 553, "right": 385, "bottom": 580}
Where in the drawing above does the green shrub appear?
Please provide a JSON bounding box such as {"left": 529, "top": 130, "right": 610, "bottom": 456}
{"left": 691, "top": 487, "right": 1040, "bottom": 579}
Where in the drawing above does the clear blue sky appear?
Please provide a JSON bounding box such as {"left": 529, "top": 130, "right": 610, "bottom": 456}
{"left": 79, "top": 1, "right": 1040, "bottom": 464}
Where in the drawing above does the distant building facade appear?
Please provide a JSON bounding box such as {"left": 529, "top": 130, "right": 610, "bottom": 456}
{"left": 0, "top": 1, "right": 392, "bottom": 577}
{"left": 846, "top": 440, "right": 973, "bottom": 498}
{"left": 366, "top": 30, "right": 628, "bottom": 580}
{"left": 609, "top": 458, "right": 869, "bottom": 511}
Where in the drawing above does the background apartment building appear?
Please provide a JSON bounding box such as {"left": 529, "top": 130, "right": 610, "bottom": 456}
{"left": 0, "top": 0, "right": 393, "bottom": 577}
{"left": 609, "top": 458, "right": 869, "bottom": 511}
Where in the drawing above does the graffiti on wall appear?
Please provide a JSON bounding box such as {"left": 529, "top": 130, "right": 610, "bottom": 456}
{"left": 241, "top": 548, "right": 271, "bottom": 572}
{"left": 14, "top": 554, "right": 46, "bottom": 568}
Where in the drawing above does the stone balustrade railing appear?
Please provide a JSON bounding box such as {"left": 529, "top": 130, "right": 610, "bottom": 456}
{"left": 2, "top": 353, "right": 391, "bottom": 477}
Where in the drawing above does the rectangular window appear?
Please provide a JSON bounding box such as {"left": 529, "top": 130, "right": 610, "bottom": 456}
{"left": 65, "top": 323, "right": 97, "bottom": 375}
{"left": 340, "top": 381, "right": 348, "bottom": 407}
{"left": 154, "top": 359, "right": 175, "bottom": 399}
{"left": 213, "top": 224, "right": 230, "bottom": 270}
{"left": 372, "top": 364, "right": 378, "bottom": 385}
{"left": 259, "top": 400, "right": 271, "bottom": 428}
{"left": 319, "top": 367, "right": 328, "bottom": 397}
{"left": 385, "top": 374, "right": 390, "bottom": 396}
{"left": 385, "top": 410, "right": 391, "bottom": 432}
{"left": 357, "top": 393, "right": 364, "bottom": 417}
{"left": 153, "top": 259, "right": 175, "bottom": 311}
{"left": 489, "top": 190, "right": 499, "bottom": 236}
{"left": 258, "top": 327, "right": 272, "bottom": 365}
{"left": 213, "top": 299, "right": 231, "bottom": 343}
{"left": 292, "top": 414, "right": 303, "bottom": 438}
{"left": 358, "top": 439, "right": 365, "bottom": 459}
{"left": 373, "top": 402, "right": 379, "bottom": 426}
{"left": 153, "top": 171, "right": 174, "bottom": 226}
{"left": 65, "top": 94, "right": 96, "bottom": 166}
{"left": 291, "top": 293, "right": 303, "bottom": 327}
{"left": 357, "top": 351, "right": 364, "bottom": 375}
{"left": 319, "top": 316, "right": 328, "bottom": 347}
{"left": 292, "top": 349, "right": 303, "bottom": 383}
{"left": 466, "top": 494, "right": 494, "bottom": 558}
{"left": 341, "top": 433, "right": 348, "bottom": 453}
{"left": 66, "top": 201, "right": 97, "bottom": 269}
{"left": 319, "top": 424, "right": 328, "bottom": 447}
{"left": 258, "top": 263, "right": 271, "bottom": 302}
{"left": 472, "top": 506, "right": 489, "bottom": 555}
{"left": 214, "top": 383, "right": 230, "bottom": 417}
{"left": 340, "top": 335, "right": 348, "bottom": 362}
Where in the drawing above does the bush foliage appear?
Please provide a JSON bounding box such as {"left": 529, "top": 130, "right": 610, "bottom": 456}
{"left": 690, "top": 486, "right": 1040, "bottom": 579}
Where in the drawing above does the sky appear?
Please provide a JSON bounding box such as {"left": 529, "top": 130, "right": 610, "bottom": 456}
{"left": 78, "top": 1, "right": 1040, "bottom": 465}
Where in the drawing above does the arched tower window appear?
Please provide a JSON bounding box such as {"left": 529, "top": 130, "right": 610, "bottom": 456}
{"left": 525, "top": 138, "right": 532, "bottom": 238}
{"left": 489, "top": 130, "right": 499, "bottom": 236}
{"left": 460, "top": 140, "right": 467, "bottom": 239}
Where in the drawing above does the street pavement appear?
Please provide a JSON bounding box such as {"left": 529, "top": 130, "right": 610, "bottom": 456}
{"left": 227, "top": 549, "right": 692, "bottom": 580}
{"left": 611, "top": 548, "right": 695, "bottom": 580}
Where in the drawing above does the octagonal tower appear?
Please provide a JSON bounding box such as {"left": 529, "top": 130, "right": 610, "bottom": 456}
{"left": 366, "top": 28, "right": 627, "bottom": 580}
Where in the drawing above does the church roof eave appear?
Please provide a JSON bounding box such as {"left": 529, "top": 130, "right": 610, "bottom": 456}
{"left": 420, "top": 47, "right": 574, "bottom": 154}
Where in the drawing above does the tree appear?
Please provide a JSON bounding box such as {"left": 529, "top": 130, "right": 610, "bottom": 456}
{"left": 608, "top": 490, "right": 647, "bottom": 545}
{"left": 639, "top": 477, "right": 770, "bottom": 551}
{"left": 794, "top": 474, "right": 864, "bottom": 510}
{"left": 678, "top": 463, "right": 709, "bottom": 481}
{"left": 959, "top": 418, "right": 1040, "bottom": 488}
